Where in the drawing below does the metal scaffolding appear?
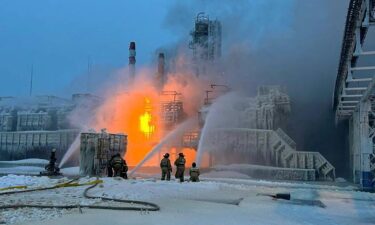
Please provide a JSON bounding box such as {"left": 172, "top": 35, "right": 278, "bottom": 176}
{"left": 189, "top": 12, "right": 222, "bottom": 76}
{"left": 333, "top": 0, "right": 375, "bottom": 189}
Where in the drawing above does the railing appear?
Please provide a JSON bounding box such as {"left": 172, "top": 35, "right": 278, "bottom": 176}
{"left": 275, "top": 128, "right": 296, "bottom": 149}
{"left": 182, "top": 132, "right": 200, "bottom": 149}
{"left": 292, "top": 151, "right": 335, "bottom": 180}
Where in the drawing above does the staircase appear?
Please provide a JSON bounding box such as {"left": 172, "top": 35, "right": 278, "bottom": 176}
{"left": 271, "top": 128, "right": 336, "bottom": 181}
{"left": 180, "top": 127, "right": 336, "bottom": 181}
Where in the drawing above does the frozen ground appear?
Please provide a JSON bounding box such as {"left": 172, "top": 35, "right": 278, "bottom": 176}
{"left": 0, "top": 174, "right": 374, "bottom": 225}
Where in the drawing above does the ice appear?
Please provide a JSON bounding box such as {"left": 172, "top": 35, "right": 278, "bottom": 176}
{"left": 201, "top": 170, "right": 251, "bottom": 179}
{"left": 0, "top": 175, "right": 373, "bottom": 225}
{"left": 0, "top": 166, "right": 43, "bottom": 175}
{"left": 0, "top": 159, "right": 49, "bottom": 165}
{"left": 60, "top": 166, "right": 80, "bottom": 176}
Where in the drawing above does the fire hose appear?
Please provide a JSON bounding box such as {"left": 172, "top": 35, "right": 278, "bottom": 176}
{"left": 0, "top": 177, "right": 160, "bottom": 212}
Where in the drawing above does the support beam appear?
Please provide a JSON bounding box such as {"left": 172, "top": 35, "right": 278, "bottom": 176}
{"left": 337, "top": 109, "right": 354, "bottom": 114}
{"left": 340, "top": 100, "right": 359, "bottom": 104}
{"left": 339, "top": 105, "right": 356, "bottom": 109}
{"left": 360, "top": 75, "right": 375, "bottom": 102}
{"left": 350, "top": 66, "right": 375, "bottom": 71}
{"left": 357, "top": 51, "right": 375, "bottom": 56}
{"left": 357, "top": 101, "right": 373, "bottom": 190}
{"left": 344, "top": 87, "right": 367, "bottom": 91}
{"left": 341, "top": 94, "right": 363, "bottom": 98}
{"left": 346, "top": 77, "right": 373, "bottom": 82}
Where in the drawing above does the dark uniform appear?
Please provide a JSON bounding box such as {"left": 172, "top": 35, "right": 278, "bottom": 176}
{"left": 109, "top": 153, "right": 128, "bottom": 179}
{"left": 189, "top": 162, "right": 200, "bottom": 182}
{"left": 107, "top": 155, "right": 115, "bottom": 177}
{"left": 41, "top": 148, "right": 61, "bottom": 176}
{"left": 121, "top": 160, "right": 128, "bottom": 179}
{"left": 160, "top": 153, "right": 172, "bottom": 181}
{"left": 174, "top": 153, "right": 186, "bottom": 182}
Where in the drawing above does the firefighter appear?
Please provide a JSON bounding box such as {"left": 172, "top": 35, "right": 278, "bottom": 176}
{"left": 109, "top": 153, "right": 128, "bottom": 179}
{"left": 41, "top": 148, "right": 61, "bottom": 176}
{"left": 107, "top": 155, "right": 115, "bottom": 177}
{"left": 160, "top": 153, "right": 172, "bottom": 181}
{"left": 121, "top": 159, "right": 128, "bottom": 179}
{"left": 189, "top": 162, "right": 200, "bottom": 182}
{"left": 174, "top": 152, "right": 186, "bottom": 182}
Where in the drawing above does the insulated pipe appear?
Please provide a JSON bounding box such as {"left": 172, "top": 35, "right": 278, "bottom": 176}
{"left": 129, "top": 42, "right": 136, "bottom": 79}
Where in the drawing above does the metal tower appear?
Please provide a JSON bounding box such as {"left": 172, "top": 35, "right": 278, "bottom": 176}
{"left": 189, "top": 12, "right": 222, "bottom": 76}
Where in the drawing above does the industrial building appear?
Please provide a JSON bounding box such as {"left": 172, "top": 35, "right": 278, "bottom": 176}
{"left": 0, "top": 94, "right": 101, "bottom": 160}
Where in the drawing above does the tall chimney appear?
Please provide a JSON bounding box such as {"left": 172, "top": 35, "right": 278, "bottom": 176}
{"left": 157, "top": 53, "right": 165, "bottom": 89}
{"left": 129, "top": 42, "right": 136, "bottom": 79}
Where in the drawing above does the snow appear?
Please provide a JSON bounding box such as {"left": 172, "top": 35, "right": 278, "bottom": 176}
{"left": 0, "top": 159, "right": 49, "bottom": 175}
{"left": 0, "top": 174, "right": 59, "bottom": 189}
{"left": 201, "top": 170, "right": 251, "bottom": 179}
{"left": 0, "top": 159, "right": 48, "bottom": 165}
{"left": 214, "top": 163, "right": 310, "bottom": 171}
{"left": 0, "top": 175, "right": 374, "bottom": 225}
{"left": 0, "top": 166, "right": 43, "bottom": 175}
{"left": 60, "top": 167, "right": 80, "bottom": 176}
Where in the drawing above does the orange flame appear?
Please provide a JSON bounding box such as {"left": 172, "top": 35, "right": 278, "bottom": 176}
{"left": 92, "top": 67, "right": 212, "bottom": 167}
{"left": 139, "top": 98, "right": 155, "bottom": 138}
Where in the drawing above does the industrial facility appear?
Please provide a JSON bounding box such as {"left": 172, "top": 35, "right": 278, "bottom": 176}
{"left": 0, "top": 3, "right": 374, "bottom": 187}
{"left": 0, "top": 94, "right": 100, "bottom": 160}
{"left": 0, "top": 11, "right": 353, "bottom": 184}
{"left": 1, "top": 1, "right": 375, "bottom": 224}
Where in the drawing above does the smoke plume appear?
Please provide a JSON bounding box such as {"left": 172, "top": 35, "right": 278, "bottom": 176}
{"left": 162, "top": 0, "right": 351, "bottom": 176}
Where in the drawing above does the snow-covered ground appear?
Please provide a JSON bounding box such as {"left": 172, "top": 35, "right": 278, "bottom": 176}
{"left": 0, "top": 159, "right": 48, "bottom": 165}
{"left": 0, "top": 174, "right": 374, "bottom": 225}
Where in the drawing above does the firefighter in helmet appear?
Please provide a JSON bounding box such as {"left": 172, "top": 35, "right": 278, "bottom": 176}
{"left": 174, "top": 152, "right": 186, "bottom": 182}
{"left": 109, "top": 153, "right": 128, "bottom": 179}
{"left": 189, "top": 162, "right": 200, "bottom": 182}
{"left": 160, "top": 153, "right": 172, "bottom": 181}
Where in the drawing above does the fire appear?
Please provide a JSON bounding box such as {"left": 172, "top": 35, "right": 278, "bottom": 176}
{"left": 92, "top": 72, "right": 163, "bottom": 166}
{"left": 92, "top": 67, "right": 209, "bottom": 167}
{"left": 139, "top": 98, "right": 155, "bottom": 137}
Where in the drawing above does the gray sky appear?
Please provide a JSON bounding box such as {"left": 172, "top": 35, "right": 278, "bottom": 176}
{"left": 0, "top": 0, "right": 177, "bottom": 96}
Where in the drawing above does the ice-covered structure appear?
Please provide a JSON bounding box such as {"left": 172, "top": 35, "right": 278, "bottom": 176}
{"left": 79, "top": 130, "right": 127, "bottom": 176}
{"left": 0, "top": 94, "right": 101, "bottom": 160}
{"left": 198, "top": 86, "right": 335, "bottom": 181}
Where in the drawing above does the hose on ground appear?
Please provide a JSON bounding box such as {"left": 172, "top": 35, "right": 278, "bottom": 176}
{"left": 0, "top": 177, "right": 80, "bottom": 196}
{"left": 0, "top": 177, "right": 160, "bottom": 211}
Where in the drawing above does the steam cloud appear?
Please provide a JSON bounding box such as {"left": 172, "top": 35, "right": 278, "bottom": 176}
{"left": 65, "top": 0, "right": 363, "bottom": 176}
{"left": 161, "top": 0, "right": 352, "bottom": 176}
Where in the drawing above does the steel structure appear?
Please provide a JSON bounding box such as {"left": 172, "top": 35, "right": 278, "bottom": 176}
{"left": 160, "top": 91, "right": 184, "bottom": 129}
{"left": 333, "top": 0, "right": 375, "bottom": 189}
{"left": 80, "top": 130, "right": 127, "bottom": 176}
{"left": 189, "top": 12, "right": 222, "bottom": 76}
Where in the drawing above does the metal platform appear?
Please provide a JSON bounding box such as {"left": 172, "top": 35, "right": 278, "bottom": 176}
{"left": 333, "top": 0, "right": 375, "bottom": 189}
